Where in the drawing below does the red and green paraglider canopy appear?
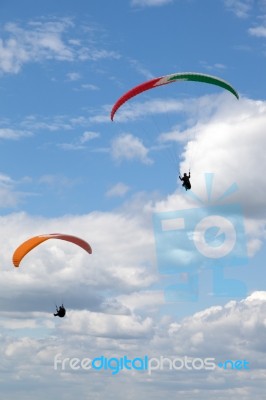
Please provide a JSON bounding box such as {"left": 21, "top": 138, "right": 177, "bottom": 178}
{"left": 111, "top": 72, "right": 239, "bottom": 121}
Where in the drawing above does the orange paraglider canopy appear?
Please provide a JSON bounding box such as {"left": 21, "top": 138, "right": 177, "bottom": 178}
{"left": 12, "top": 233, "right": 92, "bottom": 267}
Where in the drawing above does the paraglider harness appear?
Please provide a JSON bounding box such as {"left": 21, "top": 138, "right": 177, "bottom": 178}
{"left": 54, "top": 304, "right": 66, "bottom": 318}
{"left": 179, "top": 171, "right": 191, "bottom": 191}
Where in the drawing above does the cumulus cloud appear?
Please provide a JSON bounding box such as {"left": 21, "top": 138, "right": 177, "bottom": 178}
{"left": 0, "top": 156, "right": 264, "bottom": 397}
{"left": 154, "top": 95, "right": 266, "bottom": 217}
{"left": 0, "top": 209, "right": 156, "bottom": 310}
{"left": 139, "top": 93, "right": 266, "bottom": 266}
{"left": 60, "top": 310, "right": 154, "bottom": 338}
{"left": 168, "top": 291, "right": 266, "bottom": 359}
{"left": 111, "top": 133, "right": 152, "bottom": 164}
{"left": 1, "top": 292, "right": 266, "bottom": 399}
{"left": 108, "top": 92, "right": 266, "bottom": 227}
{"left": 0, "top": 91, "right": 265, "bottom": 398}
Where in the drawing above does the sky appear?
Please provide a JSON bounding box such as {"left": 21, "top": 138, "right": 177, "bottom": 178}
{"left": 0, "top": 0, "right": 266, "bottom": 398}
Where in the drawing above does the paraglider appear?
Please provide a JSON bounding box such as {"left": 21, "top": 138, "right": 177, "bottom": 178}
{"left": 12, "top": 233, "right": 92, "bottom": 318}
{"left": 179, "top": 172, "right": 191, "bottom": 191}
{"left": 12, "top": 233, "right": 92, "bottom": 268}
{"left": 13, "top": 233, "right": 92, "bottom": 318}
{"left": 110, "top": 71, "right": 239, "bottom": 121}
{"left": 110, "top": 71, "right": 239, "bottom": 190}
{"left": 54, "top": 304, "right": 66, "bottom": 318}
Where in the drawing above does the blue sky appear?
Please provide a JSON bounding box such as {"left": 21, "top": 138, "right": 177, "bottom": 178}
{"left": 0, "top": 0, "right": 266, "bottom": 399}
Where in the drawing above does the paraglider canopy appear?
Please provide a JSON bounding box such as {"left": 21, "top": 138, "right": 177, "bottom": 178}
{"left": 12, "top": 233, "right": 92, "bottom": 267}
{"left": 110, "top": 71, "right": 239, "bottom": 121}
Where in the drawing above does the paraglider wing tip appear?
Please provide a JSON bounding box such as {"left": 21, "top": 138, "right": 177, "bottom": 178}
{"left": 110, "top": 106, "right": 117, "bottom": 121}
{"left": 13, "top": 261, "right": 20, "bottom": 268}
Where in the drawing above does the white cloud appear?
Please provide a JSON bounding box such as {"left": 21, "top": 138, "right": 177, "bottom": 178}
{"left": 224, "top": 0, "right": 253, "bottom": 18}
{"left": 111, "top": 97, "right": 184, "bottom": 123}
{"left": 129, "top": 58, "right": 154, "bottom": 79}
{"left": 131, "top": 0, "right": 173, "bottom": 7}
{"left": 0, "top": 18, "right": 120, "bottom": 74}
{"left": 58, "top": 142, "right": 85, "bottom": 151}
{"left": 80, "top": 83, "right": 99, "bottom": 90}
{"left": 66, "top": 72, "right": 81, "bottom": 81}
{"left": 1, "top": 292, "right": 266, "bottom": 398}
{"left": 80, "top": 131, "right": 100, "bottom": 143}
{"left": 0, "top": 187, "right": 21, "bottom": 208}
{"left": 106, "top": 182, "right": 130, "bottom": 197}
{"left": 151, "top": 94, "right": 265, "bottom": 212}
{"left": 0, "top": 175, "right": 264, "bottom": 397}
{"left": 0, "top": 208, "right": 156, "bottom": 304}
{"left": 78, "top": 48, "right": 120, "bottom": 61}
{"left": 21, "top": 114, "right": 73, "bottom": 132}
{"left": 151, "top": 94, "right": 266, "bottom": 262}
{"left": 20, "top": 114, "right": 95, "bottom": 135}
{"left": 0, "top": 173, "right": 33, "bottom": 208}
{"left": 244, "top": 218, "right": 266, "bottom": 256}
{"left": 200, "top": 60, "right": 227, "bottom": 71}
{"left": 0, "top": 19, "right": 74, "bottom": 73}
{"left": 0, "top": 128, "right": 32, "bottom": 140}
{"left": 168, "top": 291, "right": 266, "bottom": 359}
{"left": 111, "top": 133, "right": 153, "bottom": 164}
{"left": 60, "top": 310, "right": 154, "bottom": 338}
{"left": 58, "top": 131, "right": 100, "bottom": 150}
{"left": 248, "top": 25, "right": 266, "bottom": 37}
{"left": 117, "top": 290, "right": 165, "bottom": 313}
{"left": 179, "top": 96, "right": 266, "bottom": 216}
{"left": 38, "top": 174, "right": 82, "bottom": 191}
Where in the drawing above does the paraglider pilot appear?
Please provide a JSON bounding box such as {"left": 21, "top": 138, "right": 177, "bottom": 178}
{"left": 179, "top": 172, "right": 191, "bottom": 191}
{"left": 54, "top": 304, "right": 66, "bottom": 318}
